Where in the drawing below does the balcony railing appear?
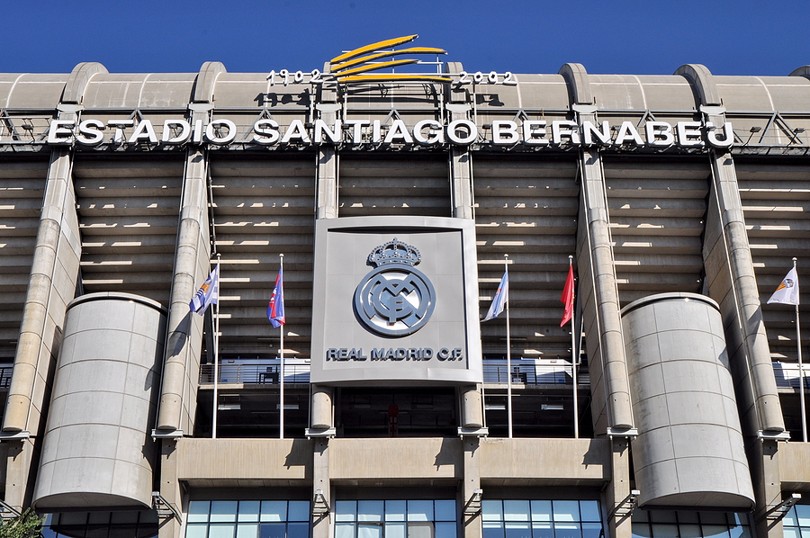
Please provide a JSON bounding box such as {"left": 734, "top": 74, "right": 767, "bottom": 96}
{"left": 199, "top": 361, "right": 311, "bottom": 385}
{"left": 0, "top": 366, "right": 11, "bottom": 389}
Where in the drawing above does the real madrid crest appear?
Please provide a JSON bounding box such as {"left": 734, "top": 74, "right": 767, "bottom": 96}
{"left": 354, "top": 238, "right": 436, "bottom": 337}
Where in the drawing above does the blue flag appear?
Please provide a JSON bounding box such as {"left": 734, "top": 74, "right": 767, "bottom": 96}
{"left": 189, "top": 265, "right": 219, "bottom": 315}
{"left": 483, "top": 269, "right": 508, "bottom": 321}
{"left": 267, "top": 267, "right": 286, "bottom": 328}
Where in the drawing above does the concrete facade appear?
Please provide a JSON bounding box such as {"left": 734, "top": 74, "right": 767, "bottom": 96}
{"left": 0, "top": 59, "right": 808, "bottom": 538}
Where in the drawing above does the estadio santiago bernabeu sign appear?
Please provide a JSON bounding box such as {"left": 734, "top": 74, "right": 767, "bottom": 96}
{"left": 310, "top": 216, "right": 482, "bottom": 385}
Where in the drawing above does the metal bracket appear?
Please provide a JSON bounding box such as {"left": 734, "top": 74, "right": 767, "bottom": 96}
{"left": 152, "top": 492, "right": 182, "bottom": 523}
{"left": 606, "top": 427, "right": 638, "bottom": 439}
{"left": 757, "top": 430, "right": 791, "bottom": 441}
{"left": 0, "top": 500, "right": 21, "bottom": 519}
{"left": 313, "top": 489, "right": 330, "bottom": 517}
{"left": 0, "top": 431, "right": 30, "bottom": 442}
{"left": 152, "top": 429, "right": 184, "bottom": 440}
{"left": 609, "top": 489, "right": 640, "bottom": 520}
{"left": 457, "top": 427, "right": 489, "bottom": 438}
{"left": 463, "top": 489, "right": 483, "bottom": 516}
{"left": 762, "top": 493, "right": 801, "bottom": 522}
{"left": 305, "top": 427, "right": 336, "bottom": 439}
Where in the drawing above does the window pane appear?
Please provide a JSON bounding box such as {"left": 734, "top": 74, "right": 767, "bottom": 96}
{"left": 288, "top": 522, "right": 309, "bottom": 538}
{"left": 239, "top": 502, "right": 261, "bottom": 523}
{"left": 408, "top": 523, "right": 433, "bottom": 538}
{"left": 435, "top": 501, "right": 456, "bottom": 522}
{"left": 483, "top": 501, "right": 504, "bottom": 522}
{"left": 784, "top": 529, "right": 800, "bottom": 538}
{"left": 408, "top": 501, "right": 433, "bottom": 522}
{"left": 211, "top": 503, "right": 238, "bottom": 523}
{"left": 530, "top": 501, "right": 551, "bottom": 523}
{"left": 336, "top": 502, "right": 358, "bottom": 523}
{"left": 358, "top": 524, "right": 382, "bottom": 538}
{"left": 552, "top": 502, "right": 579, "bottom": 523}
{"left": 186, "top": 524, "right": 208, "bottom": 538}
{"left": 631, "top": 523, "right": 650, "bottom": 538}
{"left": 504, "top": 501, "right": 530, "bottom": 522}
{"left": 386, "top": 523, "right": 407, "bottom": 538}
{"left": 579, "top": 502, "right": 600, "bottom": 523}
{"left": 435, "top": 522, "right": 455, "bottom": 538}
{"left": 680, "top": 524, "right": 701, "bottom": 538}
{"left": 701, "top": 513, "right": 727, "bottom": 525}
{"left": 799, "top": 528, "right": 810, "bottom": 538}
{"left": 531, "top": 522, "right": 553, "bottom": 538}
{"left": 651, "top": 524, "right": 678, "bottom": 538}
{"left": 261, "top": 502, "right": 287, "bottom": 523}
{"left": 701, "top": 525, "right": 730, "bottom": 538}
{"left": 553, "top": 523, "right": 580, "bottom": 538}
{"left": 483, "top": 522, "right": 504, "bottom": 538}
{"left": 505, "top": 522, "right": 531, "bottom": 538}
{"left": 236, "top": 524, "right": 258, "bottom": 538}
{"left": 189, "top": 502, "right": 211, "bottom": 523}
{"left": 728, "top": 522, "right": 750, "bottom": 538}
{"left": 799, "top": 506, "right": 810, "bottom": 527}
{"left": 259, "top": 523, "right": 285, "bottom": 538}
{"left": 358, "top": 501, "right": 384, "bottom": 522}
{"left": 209, "top": 525, "right": 235, "bottom": 538}
{"left": 582, "top": 523, "right": 601, "bottom": 538}
{"left": 336, "top": 523, "right": 356, "bottom": 538}
{"left": 386, "top": 502, "right": 407, "bottom": 522}
{"left": 288, "top": 502, "right": 310, "bottom": 522}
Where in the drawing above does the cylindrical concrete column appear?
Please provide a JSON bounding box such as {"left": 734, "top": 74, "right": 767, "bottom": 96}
{"left": 622, "top": 292, "right": 754, "bottom": 509}
{"left": 33, "top": 292, "right": 166, "bottom": 509}
{"left": 311, "top": 386, "right": 333, "bottom": 430}
{"left": 461, "top": 385, "right": 483, "bottom": 429}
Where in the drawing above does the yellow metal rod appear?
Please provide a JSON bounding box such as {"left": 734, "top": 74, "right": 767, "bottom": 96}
{"left": 330, "top": 34, "right": 419, "bottom": 64}
{"left": 331, "top": 47, "right": 447, "bottom": 72}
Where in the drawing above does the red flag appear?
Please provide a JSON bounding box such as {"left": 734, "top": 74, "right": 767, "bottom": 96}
{"left": 560, "top": 263, "right": 574, "bottom": 327}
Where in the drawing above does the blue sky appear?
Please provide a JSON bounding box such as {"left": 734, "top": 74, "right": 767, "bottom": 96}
{"left": 4, "top": 1, "right": 809, "bottom": 76}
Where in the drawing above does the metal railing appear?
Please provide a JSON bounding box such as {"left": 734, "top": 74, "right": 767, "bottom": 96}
{"left": 482, "top": 362, "right": 588, "bottom": 386}
{"left": 0, "top": 366, "right": 11, "bottom": 389}
{"left": 199, "top": 362, "right": 310, "bottom": 385}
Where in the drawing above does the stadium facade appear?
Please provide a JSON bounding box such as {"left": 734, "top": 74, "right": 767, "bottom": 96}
{"left": 0, "top": 54, "right": 809, "bottom": 538}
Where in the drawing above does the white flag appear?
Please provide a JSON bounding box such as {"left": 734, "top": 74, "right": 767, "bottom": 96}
{"left": 189, "top": 265, "right": 220, "bottom": 314}
{"left": 768, "top": 267, "right": 799, "bottom": 306}
{"left": 483, "top": 270, "right": 509, "bottom": 321}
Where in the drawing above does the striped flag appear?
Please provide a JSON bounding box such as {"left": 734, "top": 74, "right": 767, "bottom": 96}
{"left": 189, "top": 265, "right": 219, "bottom": 315}
{"left": 267, "top": 267, "right": 286, "bottom": 328}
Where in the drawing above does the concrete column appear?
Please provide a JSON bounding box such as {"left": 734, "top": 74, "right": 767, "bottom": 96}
{"left": 156, "top": 62, "right": 223, "bottom": 433}
{"left": 751, "top": 440, "right": 784, "bottom": 538}
{"left": 1, "top": 62, "right": 100, "bottom": 508}
{"left": 461, "top": 437, "right": 482, "bottom": 538}
{"left": 158, "top": 439, "right": 184, "bottom": 538}
{"left": 156, "top": 145, "right": 210, "bottom": 433}
{"left": 605, "top": 438, "right": 633, "bottom": 538}
{"left": 311, "top": 386, "right": 334, "bottom": 430}
{"left": 446, "top": 62, "right": 474, "bottom": 220}
{"left": 560, "top": 63, "right": 634, "bottom": 432}
{"left": 316, "top": 69, "right": 339, "bottom": 220}
{"left": 461, "top": 386, "right": 483, "bottom": 429}
{"left": 312, "top": 438, "right": 330, "bottom": 538}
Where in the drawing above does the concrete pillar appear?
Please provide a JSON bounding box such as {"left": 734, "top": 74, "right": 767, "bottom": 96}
{"left": 311, "top": 386, "right": 333, "bottom": 430}
{"left": 156, "top": 62, "right": 223, "bottom": 434}
{"left": 312, "top": 439, "right": 330, "bottom": 538}
{"left": 446, "top": 62, "right": 474, "bottom": 220}
{"left": 461, "top": 437, "right": 482, "bottom": 538}
{"left": 1, "top": 62, "right": 100, "bottom": 509}
{"left": 461, "top": 386, "right": 483, "bottom": 429}
{"left": 560, "top": 63, "right": 634, "bottom": 432}
{"left": 751, "top": 440, "right": 784, "bottom": 538}
{"left": 605, "top": 438, "right": 633, "bottom": 538}
{"left": 158, "top": 439, "right": 184, "bottom": 538}
{"left": 316, "top": 66, "right": 339, "bottom": 220}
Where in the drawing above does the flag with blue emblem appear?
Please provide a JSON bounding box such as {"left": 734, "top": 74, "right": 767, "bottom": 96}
{"left": 189, "top": 265, "right": 219, "bottom": 315}
{"left": 267, "top": 267, "right": 286, "bottom": 328}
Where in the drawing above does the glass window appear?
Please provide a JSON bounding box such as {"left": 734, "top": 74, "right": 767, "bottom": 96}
{"left": 239, "top": 502, "right": 261, "bottom": 523}
{"left": 336, "top": 501, "right": 358, "bottom": 522}
{"left": 237, "top": 524, "right": 258, "bottom": 538}
{"left": 579, "top": 502, "right": 600, "bottom": 523}
{"left": 483, "top": 501, "right": 504, "bottom": 522}
{"left": 209, "top": 524, "right": 236, "bottom": 538}
{"left": 407, "top": 522, "right": 432, "bottom": 538}
{"left": 530, "top": 501, "right": 552, "bottom": 523}
{"left": 631, "top": 510, "right": 752, "bottom": 538}
{"left": 259, "top": 523, "right": 285, "bottom": 538}
{"left": 484, "top": 521, "right": 505, "bottom": 538}
{"left": 386, "top": 502, "right": 407, "bottom": 522}
{"left": 505, "top": 522, "right": 532, "bottom": 538}
{"left": 386, "top": 523, "right": 407, "bottom": 538}
{"left": 504, "top": 502, "right": 531, "bottom": 522}
{"left": 531, "top": 522, "right": 553, "bottom": 538}
{"left": 359, "top": 501, "right": 385, "bottom": 522}
{"left": 211, "top": 502, "right": 238, "bottom": 523}
{"left": 435, "top": 522, "right": 456, "bottom": 538}
{"left": 261, "top": 501, "right": 288, "bottom": 523}
{"left": 651, "top": 523, "right": 679, "bottom": 538}
{"left": 407, "top": 501, "right": 434, "bottom": 522}
{"left": 337, "top": 523, "right": 356, "bottom": 538}
{"left": 288, "top": 502, "right": 310, "bottom": 522}
{"left": 434, "top": 501, "right": 456, "bottom": 522}
{"left": 552, "top": 501, "right": 580, "bottom": 523}
{"left": 186, "top": 524, "right": 208, "bottom": 538}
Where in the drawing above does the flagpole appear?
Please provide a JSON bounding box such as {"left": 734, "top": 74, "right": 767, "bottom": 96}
{"left": 794, "top": 257, "right": 807, "bottom": 443}
{"left": 505, "top": 254, "right": 512, "bottom": 439}
{"left": 212, "top": 254, "right": 221, "bottom": 439}
{"left": 570, "top": 255, "right": 579, "bottom": 439}
{"left": 279, "top": 253, "right": 285, "bottom": 440}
